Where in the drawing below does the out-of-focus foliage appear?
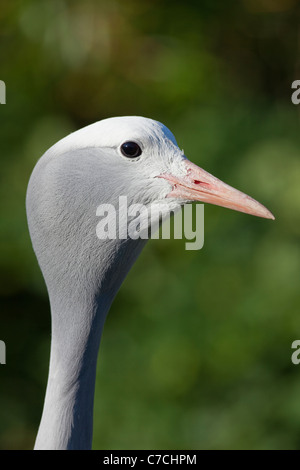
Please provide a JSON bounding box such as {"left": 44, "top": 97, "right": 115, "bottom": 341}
{"left": 0, "top": 0, "right": 300, "bottom": 450}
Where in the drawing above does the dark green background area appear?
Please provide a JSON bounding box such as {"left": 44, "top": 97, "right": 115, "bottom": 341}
{"left": 1, "top": 0, "right": 300, "bottom": 450}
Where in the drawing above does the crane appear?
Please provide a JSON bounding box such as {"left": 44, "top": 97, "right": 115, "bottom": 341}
{"left": 26, "top": 116, "right": 274, "bottom": 449}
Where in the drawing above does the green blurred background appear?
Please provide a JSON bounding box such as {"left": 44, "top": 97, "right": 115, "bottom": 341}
{"left": 1, "top": 0, "right": 300, "bottom": 450}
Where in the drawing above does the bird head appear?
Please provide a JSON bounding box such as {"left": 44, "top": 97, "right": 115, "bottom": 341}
{"left": 42, "top": 115, "right": 274, "bottom": 222}
{"left": 26, "top": 116, "right": 274, "bottom": 302}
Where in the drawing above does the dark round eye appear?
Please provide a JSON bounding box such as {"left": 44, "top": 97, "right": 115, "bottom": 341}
{"left": 120, "top": 141, "right": 142, "bottom": 158}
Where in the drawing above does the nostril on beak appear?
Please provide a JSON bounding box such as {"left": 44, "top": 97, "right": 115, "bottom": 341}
{"left": 193, "top": 180, "right": 210, "bottom": 186}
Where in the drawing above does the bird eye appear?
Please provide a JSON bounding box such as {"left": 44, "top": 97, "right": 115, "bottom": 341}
{"left": 120, "top": 141, "right": 142, "bottom": 159}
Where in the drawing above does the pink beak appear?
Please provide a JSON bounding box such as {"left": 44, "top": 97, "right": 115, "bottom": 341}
{"left": 159, "top": 159, "right": 275, "bottom": 220}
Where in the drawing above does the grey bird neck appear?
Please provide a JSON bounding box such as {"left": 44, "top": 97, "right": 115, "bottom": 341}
{"left": 33, "top": 236, "right": 147, "bottom": 450}
{"left": 26, "top": 147, "right": 148, "bottom": 449}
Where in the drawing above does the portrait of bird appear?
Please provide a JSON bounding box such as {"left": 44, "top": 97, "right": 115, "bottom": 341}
{"left": 26, "top": 116, "right": 274, "bottom": 450}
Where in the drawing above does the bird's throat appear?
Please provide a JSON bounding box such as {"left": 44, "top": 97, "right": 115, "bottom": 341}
{"left": 34, "top": 238, "right": 147, "bottom": 450}
{"left": 34, "top": 294, "right": 110, "bottom": 450}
